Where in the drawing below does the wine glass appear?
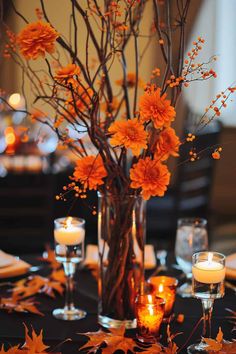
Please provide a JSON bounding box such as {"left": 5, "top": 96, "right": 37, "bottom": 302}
{"left": 175, "top": 218, "right": 208, "bottom": 298}
{"left": 187, "top": 252, "right": 225, "bottom": 353}
{"left": 52, "top": 216, "right": 87, "bottom": 321}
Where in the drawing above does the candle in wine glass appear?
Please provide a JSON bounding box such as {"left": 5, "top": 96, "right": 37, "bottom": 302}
{"left": 192, "top": 252, "right": 225, "bottom": 299}
{"left": 53, "top": 217, "right": 86, "bottom": 321}
{"left": 187, "top": 252, "right": 226, "bottom": 353}
{"left": 54, "top": 216, "right": 85, "bottom": 263}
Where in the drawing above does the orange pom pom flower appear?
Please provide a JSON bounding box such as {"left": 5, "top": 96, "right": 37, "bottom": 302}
{"left": 108, "top": 118, "right": 147, "bottom": 156}
{"left": 155, "top": 127, "right": 181, "bottom": 161}
{"left": 73, "top": 155, "right": 107, "bottom": 190}
{"left": 130, "top": 157, "right": 170, "bottom": 200}
{"left": 17, "top": 21, "right": 59, "bottom": 60}
{"left": 54, "top": 64, "right": 80, "bottom": 85}
{"left": 139, "top": 87, "right": 176, "bottom": 128}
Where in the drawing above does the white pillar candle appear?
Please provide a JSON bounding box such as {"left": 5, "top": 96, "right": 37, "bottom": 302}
{"left": 192, "top": 253, "right": 225, "bottom": 284}
{"left": 54, "top": 217, "right": 85, "bottom": 246}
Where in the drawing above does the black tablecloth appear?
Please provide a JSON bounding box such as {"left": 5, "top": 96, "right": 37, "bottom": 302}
{"left": 0, "top": 255, "right": 235, "bottom": 353}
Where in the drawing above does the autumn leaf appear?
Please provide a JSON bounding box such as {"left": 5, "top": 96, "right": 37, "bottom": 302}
{"left": 0, "top": 345, "right": 21, "bottom": 354}
{"left": 21, "top": 324, "right": 49, "bottom": 353}
{"left": 79, "top": 326, "right": 138, "bottom": 354}
{"left": 50, "top": 269, "right": 66, "bottom": 284}
{"left": 202, "top": 327, "right": 236, "bottom": 353}
{"left": 12, "top": 274, "right": 65, "bottom": 299}
{"left": 0, "top": 297, "right": 43, "bottom": 316}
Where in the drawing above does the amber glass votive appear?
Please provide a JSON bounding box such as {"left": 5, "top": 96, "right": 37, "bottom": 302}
{"left": 135, "top": 294, "right": 165, "bottom": 343}
{"left": 148, "top": 276, "right": 178, "bottom": 320}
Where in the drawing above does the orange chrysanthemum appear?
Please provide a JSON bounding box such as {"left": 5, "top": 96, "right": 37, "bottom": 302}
{"left": 155, "top": 127, "right": 181, "bottom": 161}
{"left": 73, "top": 155, "right": 107, "bottom": 190}
{"left": 17, "top": 21, "right": 59, "bottom": 60}
{"left": 54, "top": 64, "right": 80, "bottom": 85}
{"left": 130, "top": 157, "right": 170, "bottom": 200}
{"left": 139, "top": 87, "right": 176, "bottom": 128}
{"left": 108, "top": 118, "right": 147, "bottom": 156}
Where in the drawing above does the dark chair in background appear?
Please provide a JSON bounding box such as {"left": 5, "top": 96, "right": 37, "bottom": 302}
{"left": 147, "top": 113, "right": 222, "bottom": 249}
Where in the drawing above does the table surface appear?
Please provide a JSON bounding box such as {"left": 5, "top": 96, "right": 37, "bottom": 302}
{"left": 0, "top": 254, "right": 235, "bottom": 353}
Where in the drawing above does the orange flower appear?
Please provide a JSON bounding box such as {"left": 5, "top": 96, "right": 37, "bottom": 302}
{"left": 155, "top": 127, "right": 181, "bottom": 161}
{"left": 54, "top": 64, "right": 80, "bottom": 85}
{"left": 108, "top": 118, "right": 147, "bottom": 156}
{"left": 139, "top": 87, "right": 176, "bottom": 128}
{"left": 73, "top": 155, "right": 107, "bottom": 190}
{"left": 130, "top": 157, "right": 170, "bottom": 200}
{"left": 17, "top": 21, "right": 59, "bottom": 60}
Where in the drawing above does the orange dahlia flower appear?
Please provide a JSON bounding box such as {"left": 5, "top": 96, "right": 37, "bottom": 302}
{"left": 130, "top": 157, "right": 170, "bottom": 200}
{"left": 54, "top": 64, "right": 80, "bottom": 85}
{"left": 155, "top": 127, "right": 181, "bottom": 161}
{"left": 73, "top": 155, "right": 107, "bottom": 190}
{"left": 139, "top": 88, "right": 176, "bottom": 129}
{"left": 17, "top": 21, "right": 59, "bottom": 60}
{"left": 108, "top": 118, "right": 147, "bottom": 156}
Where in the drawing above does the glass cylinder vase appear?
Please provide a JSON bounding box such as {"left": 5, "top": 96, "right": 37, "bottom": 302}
{"left": 98, "top": 192, "right": 146, "bottom": 328}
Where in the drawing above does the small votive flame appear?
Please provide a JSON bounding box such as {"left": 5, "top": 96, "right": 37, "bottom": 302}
{"left": 65, "top": 216, "right": 73, "bottom": 228}
{"left": 208, "top": 252, "right": 213, "bottom": 263}
{"left": 158, "top": 283, "right": 164, "bottom": 293}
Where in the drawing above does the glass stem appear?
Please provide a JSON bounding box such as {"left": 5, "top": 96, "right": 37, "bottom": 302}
{"left": 63, "top": 262, "right": 76, "bottom": 311}
{"left": 201, "top": 299, "right": 214, "bottom": 338}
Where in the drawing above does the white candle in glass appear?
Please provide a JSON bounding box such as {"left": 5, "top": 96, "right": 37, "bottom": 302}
{"left": 192, "top": 252, "right": 225, "bottom": 284}
{"left": 54, "top": 217, "right": 85, "bottom": 246}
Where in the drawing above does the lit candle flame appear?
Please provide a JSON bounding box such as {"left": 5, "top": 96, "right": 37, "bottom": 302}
{"left": 65, "top": 216, "right": 73, "bottom": 229}
{"left": 8, "top": 93, "right": 21, "bottom": 107}
{"left": 158, "top": 284, "right": 164, "bottom": 293}
{"left": 147, "top": 294, "right": 153, "bottom": 303}
{"left": 208, "top": 252, "right": 213, "bottom": 263}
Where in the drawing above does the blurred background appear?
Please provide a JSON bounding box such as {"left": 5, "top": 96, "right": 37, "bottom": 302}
{"left": 0, "top": 0, "right": 235, "bottom": 255}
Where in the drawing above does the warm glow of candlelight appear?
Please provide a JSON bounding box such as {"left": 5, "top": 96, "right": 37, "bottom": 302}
{"left": 148, "top": 276, "right": 178, "bottom": 318}
{"left": 8, "top": 93, "right": 21, "bottom": 107}
{"left": 208, "top": 252, "right": 213, "bottom": 263}
{"left": 135, "top": 294, "right": 165, "bottom": 343}
{"left": 65, "top": 216, "right": 73, "bottom": 228}
{"left": 54, "top": 217, "right": 85, "bottom": 246}
{"left": 158, "top": 284, "right": 164, "bottom": 293}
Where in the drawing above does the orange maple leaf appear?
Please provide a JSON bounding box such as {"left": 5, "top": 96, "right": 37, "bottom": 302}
{"left": 21, "top": 324, "right": 49, "bottom": 354}
{"left": 0, "top": 297, "right": 43, "bottom": 316}
{"left": 0, "top": 345, "right": 21, "bottom": 354}
{"left": 38, "top": 244, "right": 60, "bottom": 270}
{"left": 79, "top": 325, "right": 138, "bottom": 353}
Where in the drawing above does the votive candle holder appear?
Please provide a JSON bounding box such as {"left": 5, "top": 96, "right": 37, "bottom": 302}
{"left": 135, "top": 294, "right": 165, "bottom": 344}
{"left": 148, "top": 276, "right": 178, "bottom": 321}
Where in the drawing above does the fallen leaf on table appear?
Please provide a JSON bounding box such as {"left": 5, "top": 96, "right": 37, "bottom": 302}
{"left": 21, "top": 323, "right": 49, "bottom": 353}
{"left": 0, "top": 324, "right": 62, "bottom": 353}
{"left": 79, "top": 325, "right": 139, "bottom": 354}
{"left": 0, "top": 296, "right": 43, "bottom": 316}
{"left": 0, "top": 345, "right": 21, "bottom": 353}
{"left": 203, "top": 327, "right": 236, "bottom": 353}
{"left": 50, "top": 269, "right": 66, "bottom": 284}
{"left": 12, "top": 274, "right": 65, "bottom": 299}
{"left": 38, "top": 244, "right": 60, "bottom": 270}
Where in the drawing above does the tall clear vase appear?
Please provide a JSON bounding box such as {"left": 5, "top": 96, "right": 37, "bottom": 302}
{"left": 97, "top": 192, "right": 146, "bottom": 328}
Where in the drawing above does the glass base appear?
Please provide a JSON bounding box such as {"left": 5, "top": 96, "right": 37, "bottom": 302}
{"left": 177, "top": 282, "right": 193, "bottom": 298}
{"left": 53, "top": 307, "right": 86, "bottom": 321}
{"left": 136, "top": 333, "right": 160, "bottom": 344}
{"left": 187, "top": 342, "right": 209, "bottom": 353}
{"left": 98, "top": 314, "right": 136, "bottom": 329}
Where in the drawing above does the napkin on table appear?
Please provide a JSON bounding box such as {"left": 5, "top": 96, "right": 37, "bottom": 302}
{"left": 0, "top": 250, "right": 31, "bottom": 279}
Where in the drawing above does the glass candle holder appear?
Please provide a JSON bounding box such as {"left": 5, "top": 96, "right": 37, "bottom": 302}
{"left": 53, "top": 216, "right": 87, "bottom": 321}
{"left": 187, "top": 252, "right": 226, "bottom": 354}
{"left": 148, "top": 276, "right": 178, "bottom": 321}
{"left": 135, "top": 294, "right": 165, "bottom": 344}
